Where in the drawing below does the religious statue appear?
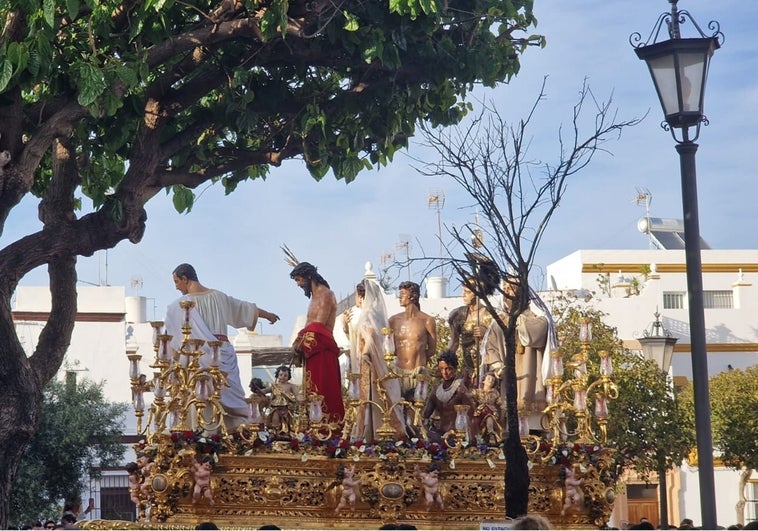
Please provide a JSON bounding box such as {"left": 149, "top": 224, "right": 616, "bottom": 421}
{"left": 472, "top": 371, "right": 504, "bottom": 445}
{"left": 416, "top": 463, "right": 444, "bottom": 510}
{"left": 422, "top": 350, "right": 473, "bottom": 440}
{"left": 334, "top": 464, "right": 361, "bottom": 514}
{"left": 353, "top": 280, "right": 406, "bottom": 441}
{"left": 136, "top": 453, "right": 155, "bottom": 495}
{"left": 192, "top": 455, "right": 215, "bottom": 505}
{"left": 480, "top": 277, "right": 558, "bottom": 415}
{"left": 258, "top": 365, "right": 301, "bottom": 435}
{"left": 448, "top": 279, "right": 492, "bottom": 384}
{"left": 561, "top": 465, "right": 584, "bottom": 516}
{"left": 290, "top": 261, "right": 345, "bottom": 423}
{"left": 388, "top": 280, "right": 437, "bottom": 400}
{"left": 125, "top": 462, "right": 142, "bottom": 506}
{"left": 166, "top": 263, "right": 280, "bottom": 431}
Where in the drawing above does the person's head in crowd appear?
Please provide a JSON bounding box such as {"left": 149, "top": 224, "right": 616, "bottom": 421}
{"left": 509, "top": 514, "right": 553, "bottom": 530}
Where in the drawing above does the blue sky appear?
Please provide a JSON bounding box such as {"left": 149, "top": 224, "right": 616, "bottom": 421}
{"left": 4, "top": 1, "right": 757, "bottom": 338}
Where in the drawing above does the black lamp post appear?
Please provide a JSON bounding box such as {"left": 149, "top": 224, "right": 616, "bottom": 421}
{"left": 631, "top": 1, "right": 723, "bottom": 528}
{"left": 638, "top": 311, "right": 679, "bottom": 529}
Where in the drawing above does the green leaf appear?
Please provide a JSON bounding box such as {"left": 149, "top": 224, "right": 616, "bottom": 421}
{"left": 343, "top": 11, "right": 359, "bottom": 32}
{"left": 0, "top": 60, "right": 11, "bottom": 93}
{"left": 43, "top": 0, "right": 56, "bottom": 28}
{"left": 307, "top": 161, "right": 329, "bottom": 181}
{"left": 76, "top": 63, "right": 107, "bottom": 107}
{"left": 65, "top": 0, "right": 80, "bottom": 19}
{"left": 172, "top": 185, "right": 195, "bottom": 213}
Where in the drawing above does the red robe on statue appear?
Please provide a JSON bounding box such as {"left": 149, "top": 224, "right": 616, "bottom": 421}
{"left": 293, "top": 321, "right": 345, "bottom": 423}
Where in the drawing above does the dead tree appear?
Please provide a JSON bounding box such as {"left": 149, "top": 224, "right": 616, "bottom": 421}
{"left": 414, "top": 77, "right": 642, "bottom": 518}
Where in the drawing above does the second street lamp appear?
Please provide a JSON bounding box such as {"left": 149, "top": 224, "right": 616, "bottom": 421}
{"left": 638, "top": 311, "right": 679, "bottom": 529}
{"left": 631, "top": 1, "right": 723, "bottom": 528}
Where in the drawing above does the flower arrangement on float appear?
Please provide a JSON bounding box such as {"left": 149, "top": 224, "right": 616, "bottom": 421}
{"left": 217, "top": 428, "right": 508, "bottom": 465}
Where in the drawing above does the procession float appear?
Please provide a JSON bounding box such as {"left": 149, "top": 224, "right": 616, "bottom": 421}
{"left": 90, "top": 301, "right": 619, "bottom": 529}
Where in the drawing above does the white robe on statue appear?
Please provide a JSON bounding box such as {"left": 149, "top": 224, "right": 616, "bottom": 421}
{"left": 164, "top": 290, "right": 260, "bottom": 426}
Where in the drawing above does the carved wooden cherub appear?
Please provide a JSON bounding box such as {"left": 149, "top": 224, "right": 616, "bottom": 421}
{"left": 192, "top": 455, "right": 215, "bottom": 505}
{"left": 561, "top": 465, "right": 584, "bottom": 516}
{"left": 416, "top": 463, "right": 444, "bottom": 510}
{"left": 334, "top": 464, "right": 361, "bottom": 514}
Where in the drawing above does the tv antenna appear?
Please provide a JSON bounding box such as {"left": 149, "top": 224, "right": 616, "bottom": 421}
{"left": 130, "top": 275, "right": 143, "bottom": 294}
{"left": 633, "top": 188, "right": 654, "bottom": 249}
{"left": 428, "top": 190, "right": 446, "bottom": 275}
{"left": 396, "top": 235, "right": 411, "bottom": 281}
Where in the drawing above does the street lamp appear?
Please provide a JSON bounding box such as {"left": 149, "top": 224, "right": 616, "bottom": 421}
{"left": 631, "top": 1, "right": 723, "bottom": 528}
{"left": 637, "top": 311, "right": 679, "bottom": 530}
{"left": 638, "top": 310, "right": 678, "bottom": 374}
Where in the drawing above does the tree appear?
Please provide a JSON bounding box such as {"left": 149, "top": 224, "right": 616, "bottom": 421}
{"left": 0, "top": 1, "right": 542, "bottom": 525}
{"left": 9, "top": 374, "right": 127, "bottom": 527}
{"left": 707, "top": 366, "right": 758, "bottom": 526}
{"left": 412, "top": 79, "right": 641, "bottom": 517}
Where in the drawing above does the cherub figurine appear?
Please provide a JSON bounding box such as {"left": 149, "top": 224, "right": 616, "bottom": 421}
{"left": 472, "top": 372, "right": 504, "bottom": 445}
{"left": 416, "top": 463, "right": 444, "bottom": 510}
{"left": 125, "top": 462, "right": 142, "bottom": 506}
{"left": 561, "top": 464, "right": 584, "bottom": 516}
{"left": 192, "top": 455, "right": 215, "bottom": 505}
{"left": 136, "top": 453, "right": 155, "bottom": 494}
{"left": 334, "top": 464, "right": 361, "bottom": 514}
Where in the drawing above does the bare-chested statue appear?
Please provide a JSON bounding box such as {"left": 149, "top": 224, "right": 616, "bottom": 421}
{"left": 388, "top": 281, "right": 437, "bottom": 399}
{"left": 290, "top": 262, "right": 345, "bottom": 423}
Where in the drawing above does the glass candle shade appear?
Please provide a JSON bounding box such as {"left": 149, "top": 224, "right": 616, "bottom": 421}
{"left": 309, "top": 396, "right": 324, "bottom": 423}
{"left": 414, "top": 375, "right": 428, "bottom": 402}
{"left": 454, "top": 404, "right": 470, "bottom": 433}
{"left": 250, "top": 399, "right": 263, "bottom": 424}
{"left": 599, "top": 351, "right": 613, "bottom": 376}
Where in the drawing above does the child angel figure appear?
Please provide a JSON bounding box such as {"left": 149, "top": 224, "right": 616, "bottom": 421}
{"left": 561, "top": 464, "right": 584, "bottom": 516}
{"left": 192, "top": 455, "right": 215, "bottom": 505}
{"left": 334, "top": 464, "right": 361, "bottom": 514}
{"left": 416, "top": 463, "right": 444, "bottom": 510}
{"left": 125, "top": 462, "right": 143, "bottom": 506}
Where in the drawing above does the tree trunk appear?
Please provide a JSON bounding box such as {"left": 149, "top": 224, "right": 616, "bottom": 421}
{"left": 505, "top": 431, "right": 530, "bottom": 518}
{"left": 0, "top": 385, "right": 44, "bottom": 529}
{"left": 503, "top": 319, "right": 529, "bottom": 518}
{"left": 736, "top": 469, "right": 752, "bottom": 526}
{"left": 658, "top": 459, "right": 669, "bottom": 529}
{"left": 0, "top": 256, "right": 78, "bottom": 527}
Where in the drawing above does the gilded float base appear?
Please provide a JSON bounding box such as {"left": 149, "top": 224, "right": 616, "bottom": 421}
{"left": 83, "top": 439, "right": 615, "bottom": 530}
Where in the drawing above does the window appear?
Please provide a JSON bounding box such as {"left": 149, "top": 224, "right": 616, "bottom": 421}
{"left": 746, "top": 480, "right": 758, "bottom": 523}
{"left": 98, "top": 473, "right": 135, "bottom": 522}
{"left": 663, "top": 290, "right": 734, "bottom": 309}
{"left": 663, "top": 292, "right": 685, "bottom": 309}
{"left": 703, "top": 290, "right": 733, "bottom": 309}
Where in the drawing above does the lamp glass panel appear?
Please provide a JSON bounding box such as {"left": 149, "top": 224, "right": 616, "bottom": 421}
{"left": 648, "top": 54, "right": 678, "bottom": 116}
{"left": 678, "top": 52, "right": 707, "bottom": 112}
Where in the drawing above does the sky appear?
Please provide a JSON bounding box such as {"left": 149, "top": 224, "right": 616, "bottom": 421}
{"left": 4, "top": 0, "right": 758, "bottom": 339}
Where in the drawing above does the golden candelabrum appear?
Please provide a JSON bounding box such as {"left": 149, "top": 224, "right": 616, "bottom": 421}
{"left": 340, "top": 327, "right": 421, "bottom": 442}
{"left": 539, "top": 318, "right": 619, "bottom": 462}
{"left": 128, "top": 301, "right": 231, "bottom": 440}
